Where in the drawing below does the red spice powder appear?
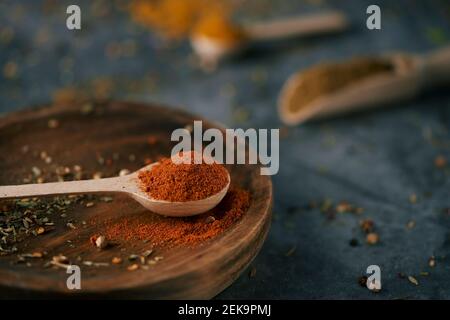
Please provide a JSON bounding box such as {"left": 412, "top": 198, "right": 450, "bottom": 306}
{"left": 98, "top": 187, "right": 250, "bottom": 247}
{"left": 138, "top": 151, "right": 229, "bottom": 202}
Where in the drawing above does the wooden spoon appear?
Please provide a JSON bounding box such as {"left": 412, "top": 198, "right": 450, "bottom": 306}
{"left": 0, "top": 162, "right": 231, "bottom": 217}
{"left": 191, "top": 11, "right": 348, "bottom": 68}
{"left": 279, "top": 46, "right": 450, "bottom": 125}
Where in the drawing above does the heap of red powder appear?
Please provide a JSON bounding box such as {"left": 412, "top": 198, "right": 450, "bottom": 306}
{"left": 98, "top": 187, "right": 250, "bottom": 247}
{"left": 138, "top": 151, "right": 229, "bottom": 202}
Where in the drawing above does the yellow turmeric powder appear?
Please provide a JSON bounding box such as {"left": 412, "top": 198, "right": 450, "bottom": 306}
{"left": 191, "top": 12, "right": 247, "bottom": 44}
{"left": 128, "top": 0, "right": 238, "bottom": 40}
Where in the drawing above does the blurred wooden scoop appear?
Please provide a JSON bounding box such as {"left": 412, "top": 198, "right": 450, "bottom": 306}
{"left": 278, "top": 46, "right": 450, "bottom": 125}
{"left": 191, "top": 11, "right": 348, "bottom": 68}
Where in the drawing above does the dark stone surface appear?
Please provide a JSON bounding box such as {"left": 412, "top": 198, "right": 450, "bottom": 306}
{"left": 1, "top": 0, "right": 449, "bottom": 299}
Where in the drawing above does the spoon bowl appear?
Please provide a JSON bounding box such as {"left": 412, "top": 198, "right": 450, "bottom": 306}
{"left": 127, "top": 163, "right": 231, "bottom": 217}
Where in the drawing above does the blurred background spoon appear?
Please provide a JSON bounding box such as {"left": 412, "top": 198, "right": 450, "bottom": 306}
{"left": 279, "top": 46, "right": 450, "bottom": 125}
{"left": 190, "top": 10, "right": 348, "bottom": 69}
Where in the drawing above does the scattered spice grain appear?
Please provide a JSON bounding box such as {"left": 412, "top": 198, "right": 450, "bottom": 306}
{"left": 428, "top": 256, "right": 436, "bottom": 268}
{"left": 95, "top": 187, "right": 250, "bottom": 248}
{"left": 285, "top": 245, "right": 297, "bottom": 257}
{"left": 406, "top": 220, "right": 416, "bottom": 230}
{"left": 127, "top": 263, "right": 139, "bottom": 271}
{"left": 408, "top": 276, "right": 419, "bottom": 286}
{"left": 434, "top": 155, "right": 447, "bottom": 168}
{"left": 358, "top": 276, "right": 368, "bottom": 287}
{"left": 366, "top": 232, "right": 379, "bottom": 245}
{"left": 249, "top": 266, "right": 257, "bottom": 278}
{"left": 360, "top": 219, "right": 374, "bottom": 233}
{"left": 112, "top": 257, "right": 122, "bottom": 264}
{"left": 95, "top": 235, "right": 108, "bottom": 249}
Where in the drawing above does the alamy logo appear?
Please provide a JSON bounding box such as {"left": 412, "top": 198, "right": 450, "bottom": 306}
{"left": 366, "top": 265, "right": 381, "bottom": 291}
{"left": 66, "top": 265, "right": 81, "bottom": 290}
{"left": 366, "top": 5, "right": 381, "bottom": 30}
{"left": 171, "top": 121, "right": 279, "bottom": 175}
{"left": 66, "top": 5, "right": 81, "bottom": 30}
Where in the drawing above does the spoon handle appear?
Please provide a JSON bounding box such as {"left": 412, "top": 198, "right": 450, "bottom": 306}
{"left": 423, "top": 45, "right": 450, "bottom": 87}
{"left": 245, "top": 11, "right": 348, "bottom": 42}
{"left": 0, "top": 176, "right": 124, "bottom": 200}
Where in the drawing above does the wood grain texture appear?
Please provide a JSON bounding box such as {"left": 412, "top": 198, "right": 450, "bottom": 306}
{"left": 0, "top": 101, "right": 272, "bottom": 299}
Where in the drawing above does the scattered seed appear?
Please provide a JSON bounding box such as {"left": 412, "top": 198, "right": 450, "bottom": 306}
{"left": 85, "top": 202, "right": 95, "bottom": 208}
{"left": 406, "top": 220, "right": 416, "bottom": 230}
{"left": 36, "top": 227, "right": 46, "bottom": 235}
{"left": 100, "top": 196, "right": 113, "bottom": 203}
{"left": 358, "top": 276, "right": 368, "bottom": 287}
{"left": 366, "top": 232, "right": 379, "bottom": 245}
{"left": 336, "top": 201, "right": 352, "bottom": 213}
{"left": 81, "top": 103, "right": 94, "bottom": 115}
{"left": 112, "top": 257, "right": 122, "bottom": 264}
{"left": 21, "top": 252, "right": 43, "bottom": 258}
{"left": 93, "top": 262, "right": 109, "bottom": 267}
{"left": 52, "top": 255, "right": 68, "bottom": 264}
{"left": 31, "top": 166, "right": 42, "bottom": 177}
{"left": 408, "top": 276, "right": 419, "bottom": 286}
{"left": 47, "top": 119, "right": 59, "bottom": 129}
{"left": 128, "top": 254, "right": 139, "bottom": 261}
{"left": 142, "top": 249, "right": 153, "bottom": 258}
{"left": 249, "top": 266, "right": 257, "bottom": 278}
{"left": 127, "top": 263, "right": 139, "bottom": 271}
{"left": 147, "top": 136, "right": 158, "bottom": 145}
{"left": 66, "top": 222, "right": 76, "bottom": 230}
{"left": 360, "top": 219, "right": 374, "bottom": 233}
{"left": 434, "top": 155, "right": 447, "bottom": 168}
{"left": 428, "top": 256, "right": 436, "bottom": 268}
{"left": 205, "top": 216, "right": 216, "bottom": 224}
{"left": 184, "top": 124, "right": 193, "bottom": 133}
{"left": 95, "top": 235, "right": 108, "bottom": 249}
{"left": 89, "top": 235, "right": 98, "bottom": 245}
{"left": 92, "top": 172, "right": 102, "bottom": 179}
{"left": 285, "top": 245, "right": 296, "bottom": 257}
{"left": 409, "top": 193, "right": 417, "bottom": 204}
{"left": 320, "top": 199, "right": 333, "bottom": 213}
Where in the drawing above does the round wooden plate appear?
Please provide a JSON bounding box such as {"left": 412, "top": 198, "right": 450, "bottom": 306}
{"left": 0, "top": 101, "right": 272, "bottom": 299}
